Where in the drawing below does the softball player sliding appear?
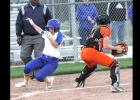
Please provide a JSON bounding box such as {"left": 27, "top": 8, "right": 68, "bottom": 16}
{"left": 15, "top": 18, "right": 63, "bottom": 89}
{"left": 75, "top": 14, "right": 125, "bottom": 92}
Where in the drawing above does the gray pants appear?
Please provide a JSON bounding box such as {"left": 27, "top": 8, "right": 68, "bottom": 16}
{"left": 20, "top": 35, "right": 44, "bottom": 64}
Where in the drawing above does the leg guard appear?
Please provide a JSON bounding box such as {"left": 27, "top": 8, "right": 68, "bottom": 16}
{"left": 110, "top": 59, "right": 120, "bottom": 87}
{"left": 75, "top": 64, "right": 97, "bottom": 87}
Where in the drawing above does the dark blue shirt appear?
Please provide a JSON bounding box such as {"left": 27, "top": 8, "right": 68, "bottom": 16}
{"left": 16, "top": 3, "right": 52, "bottom": 36}
{"left": 76, "top": 3, "right": 98, "bottom": 30}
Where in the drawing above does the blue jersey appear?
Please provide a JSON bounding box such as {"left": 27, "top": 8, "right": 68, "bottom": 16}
{"left": 76, "top": 4, "right": 98, "bottom": 29}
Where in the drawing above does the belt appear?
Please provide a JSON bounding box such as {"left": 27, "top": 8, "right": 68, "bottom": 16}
{"left": 82, "top": 45, "right": 99, "bottom": 51}
{"left": 82, "top": 45, "right": 96, "bottom": 48}
{"left": 42, "top": 54, "right": 59, "bottom": 60}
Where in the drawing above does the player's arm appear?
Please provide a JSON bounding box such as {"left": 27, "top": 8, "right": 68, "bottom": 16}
{"left": 49, "top": 32, "right": 63, "bottom": 48}
{"left": 26, "top": 18, "right": 59, "bottom": 48}
{"left": 26, "top": 18, "right": 43, "bottom": 34}
{"left": 100, "top": 26, "right": 122, "bottom": 51}
{"left": 103, "top": 36, "right": 122, "bottom": 51}
{"left": 48, "top": 38, "right": 60, "bottom": 48}
{"left": 42, "top": 31, "right": 62, "bottom": 48}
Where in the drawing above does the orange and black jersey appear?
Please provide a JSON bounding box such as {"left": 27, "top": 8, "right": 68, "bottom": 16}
{"left": 84, "top": 25, "right": 111, "bottom": 51}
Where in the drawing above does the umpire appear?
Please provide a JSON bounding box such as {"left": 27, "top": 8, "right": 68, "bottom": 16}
{"left": 16, "top": 0, "right": 52, "bottom": 79}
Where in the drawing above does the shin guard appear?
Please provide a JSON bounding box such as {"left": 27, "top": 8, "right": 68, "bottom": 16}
{"left": 110, "top": 60, "right": 120, "bottom": 87}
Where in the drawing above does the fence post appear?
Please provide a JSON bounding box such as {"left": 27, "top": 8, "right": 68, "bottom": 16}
{"left": 52, "top": 0, "right": 55, "bottom": 18}
{"left": 69, "top": 0, "right": 79, "bottom": 62}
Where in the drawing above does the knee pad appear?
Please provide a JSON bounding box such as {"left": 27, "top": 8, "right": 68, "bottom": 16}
{"left": 109, "top": 59, "right": 119, "bottom": 68}
{"left": 35, "top": 74, "right": 44, "bottom": 82}
{"left": 110, "top": 59, "right": 120, "bottom": 86}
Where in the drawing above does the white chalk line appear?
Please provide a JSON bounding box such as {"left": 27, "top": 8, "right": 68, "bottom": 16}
{"left": 11, "top": 82, "right": 132, "bottom": 100}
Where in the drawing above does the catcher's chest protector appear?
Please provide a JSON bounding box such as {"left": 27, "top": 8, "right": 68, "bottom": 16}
{"left": 84, "top": 27, "right": 103, "bottom": 51}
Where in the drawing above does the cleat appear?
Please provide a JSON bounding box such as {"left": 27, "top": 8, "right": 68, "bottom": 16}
{"left": 30, "top": 75, "right": 35, "bottom": 80}
{"left": 111, "top": 86, "right": 124, "bottom": 93}
{"left": 30, "top": 71, "right": 35, "bottom": 80}
{"left": 116, "top": 86, "right": 124, "bottom": 92}
{"left": 15, "top": 82, "right": 27, "bottom": 88}
{"left": 74, "top": 78, "right": 85, "bottom": 88}
{"left": 111, "top": 86, "right": 120, "bottom": 93}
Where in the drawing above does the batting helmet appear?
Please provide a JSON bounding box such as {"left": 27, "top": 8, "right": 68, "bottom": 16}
{"left": 46, "top": 19, "right": 61, "bottom": 32}
{"left": 96, "top": 14, "right": 110, "bottom": 25}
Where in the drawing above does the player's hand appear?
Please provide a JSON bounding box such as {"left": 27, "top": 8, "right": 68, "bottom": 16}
{"left": 115, "top": 45, "right": 123, "bottom": 51}
{"left": 87, "top": 16, "right": 95, "bottom": 24}
{"left": 17, "top": 36, "right": 22, "bottom": 46}
{"left": 26, "top": 18, "right": 34, "bottom": 25}
{"left": 87, "top": 16, "right": 92, "bottom": 21}
{"left": 44, "top": 31, "right": 51, "bottom": 39}
{"left": 46, "top": 33, "right": 51, "bottom": 39}
{"left": 112, "top": 42, "right": 128, "bottom": 57}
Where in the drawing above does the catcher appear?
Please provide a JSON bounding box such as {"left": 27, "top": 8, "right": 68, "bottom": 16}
{"left": 74, "top": 14, "right": 128, "bottom": 93}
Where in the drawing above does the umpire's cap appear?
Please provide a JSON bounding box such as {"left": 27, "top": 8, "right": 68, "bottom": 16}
{"left": 46, "top": 19, "right": 61, "bottom": 32}
{"left": 96, "top": 14, "right": 110, "bottom": 25}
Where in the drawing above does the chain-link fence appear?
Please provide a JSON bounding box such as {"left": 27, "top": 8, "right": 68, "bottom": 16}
{"left": 10, "top": 0, "right": 133, "bottom": 65}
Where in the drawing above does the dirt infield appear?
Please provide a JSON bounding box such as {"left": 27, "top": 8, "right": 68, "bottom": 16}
{"left": 10, "top": 68, "right": 132, "bottom": 100}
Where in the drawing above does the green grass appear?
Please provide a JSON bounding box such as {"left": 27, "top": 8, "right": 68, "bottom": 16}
{"left": 10, "top": 58, "right": 133, "bottom": 78}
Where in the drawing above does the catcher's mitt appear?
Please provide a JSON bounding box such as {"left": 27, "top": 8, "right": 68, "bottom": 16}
{"left": 112, "top": 42, "right": 128, "bottom": 57}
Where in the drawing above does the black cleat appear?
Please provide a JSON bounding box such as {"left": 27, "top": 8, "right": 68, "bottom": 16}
{"left": 74, "top": 78, "right": 85, "bottom": 87}
{"left": 30, "top": 72, "right": 35, "bottom": 80}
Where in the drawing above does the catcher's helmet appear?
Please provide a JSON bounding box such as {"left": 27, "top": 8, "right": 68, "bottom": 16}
{"left": 96, "top": 14, "right": 110, "bottom": 25}
{"left": 46, "top": 19, "right": 60, "bottom": 32}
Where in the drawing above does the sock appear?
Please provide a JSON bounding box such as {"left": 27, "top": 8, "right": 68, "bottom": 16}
{"left": 24, "top": 74, "right": 30, "bottom": 84}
